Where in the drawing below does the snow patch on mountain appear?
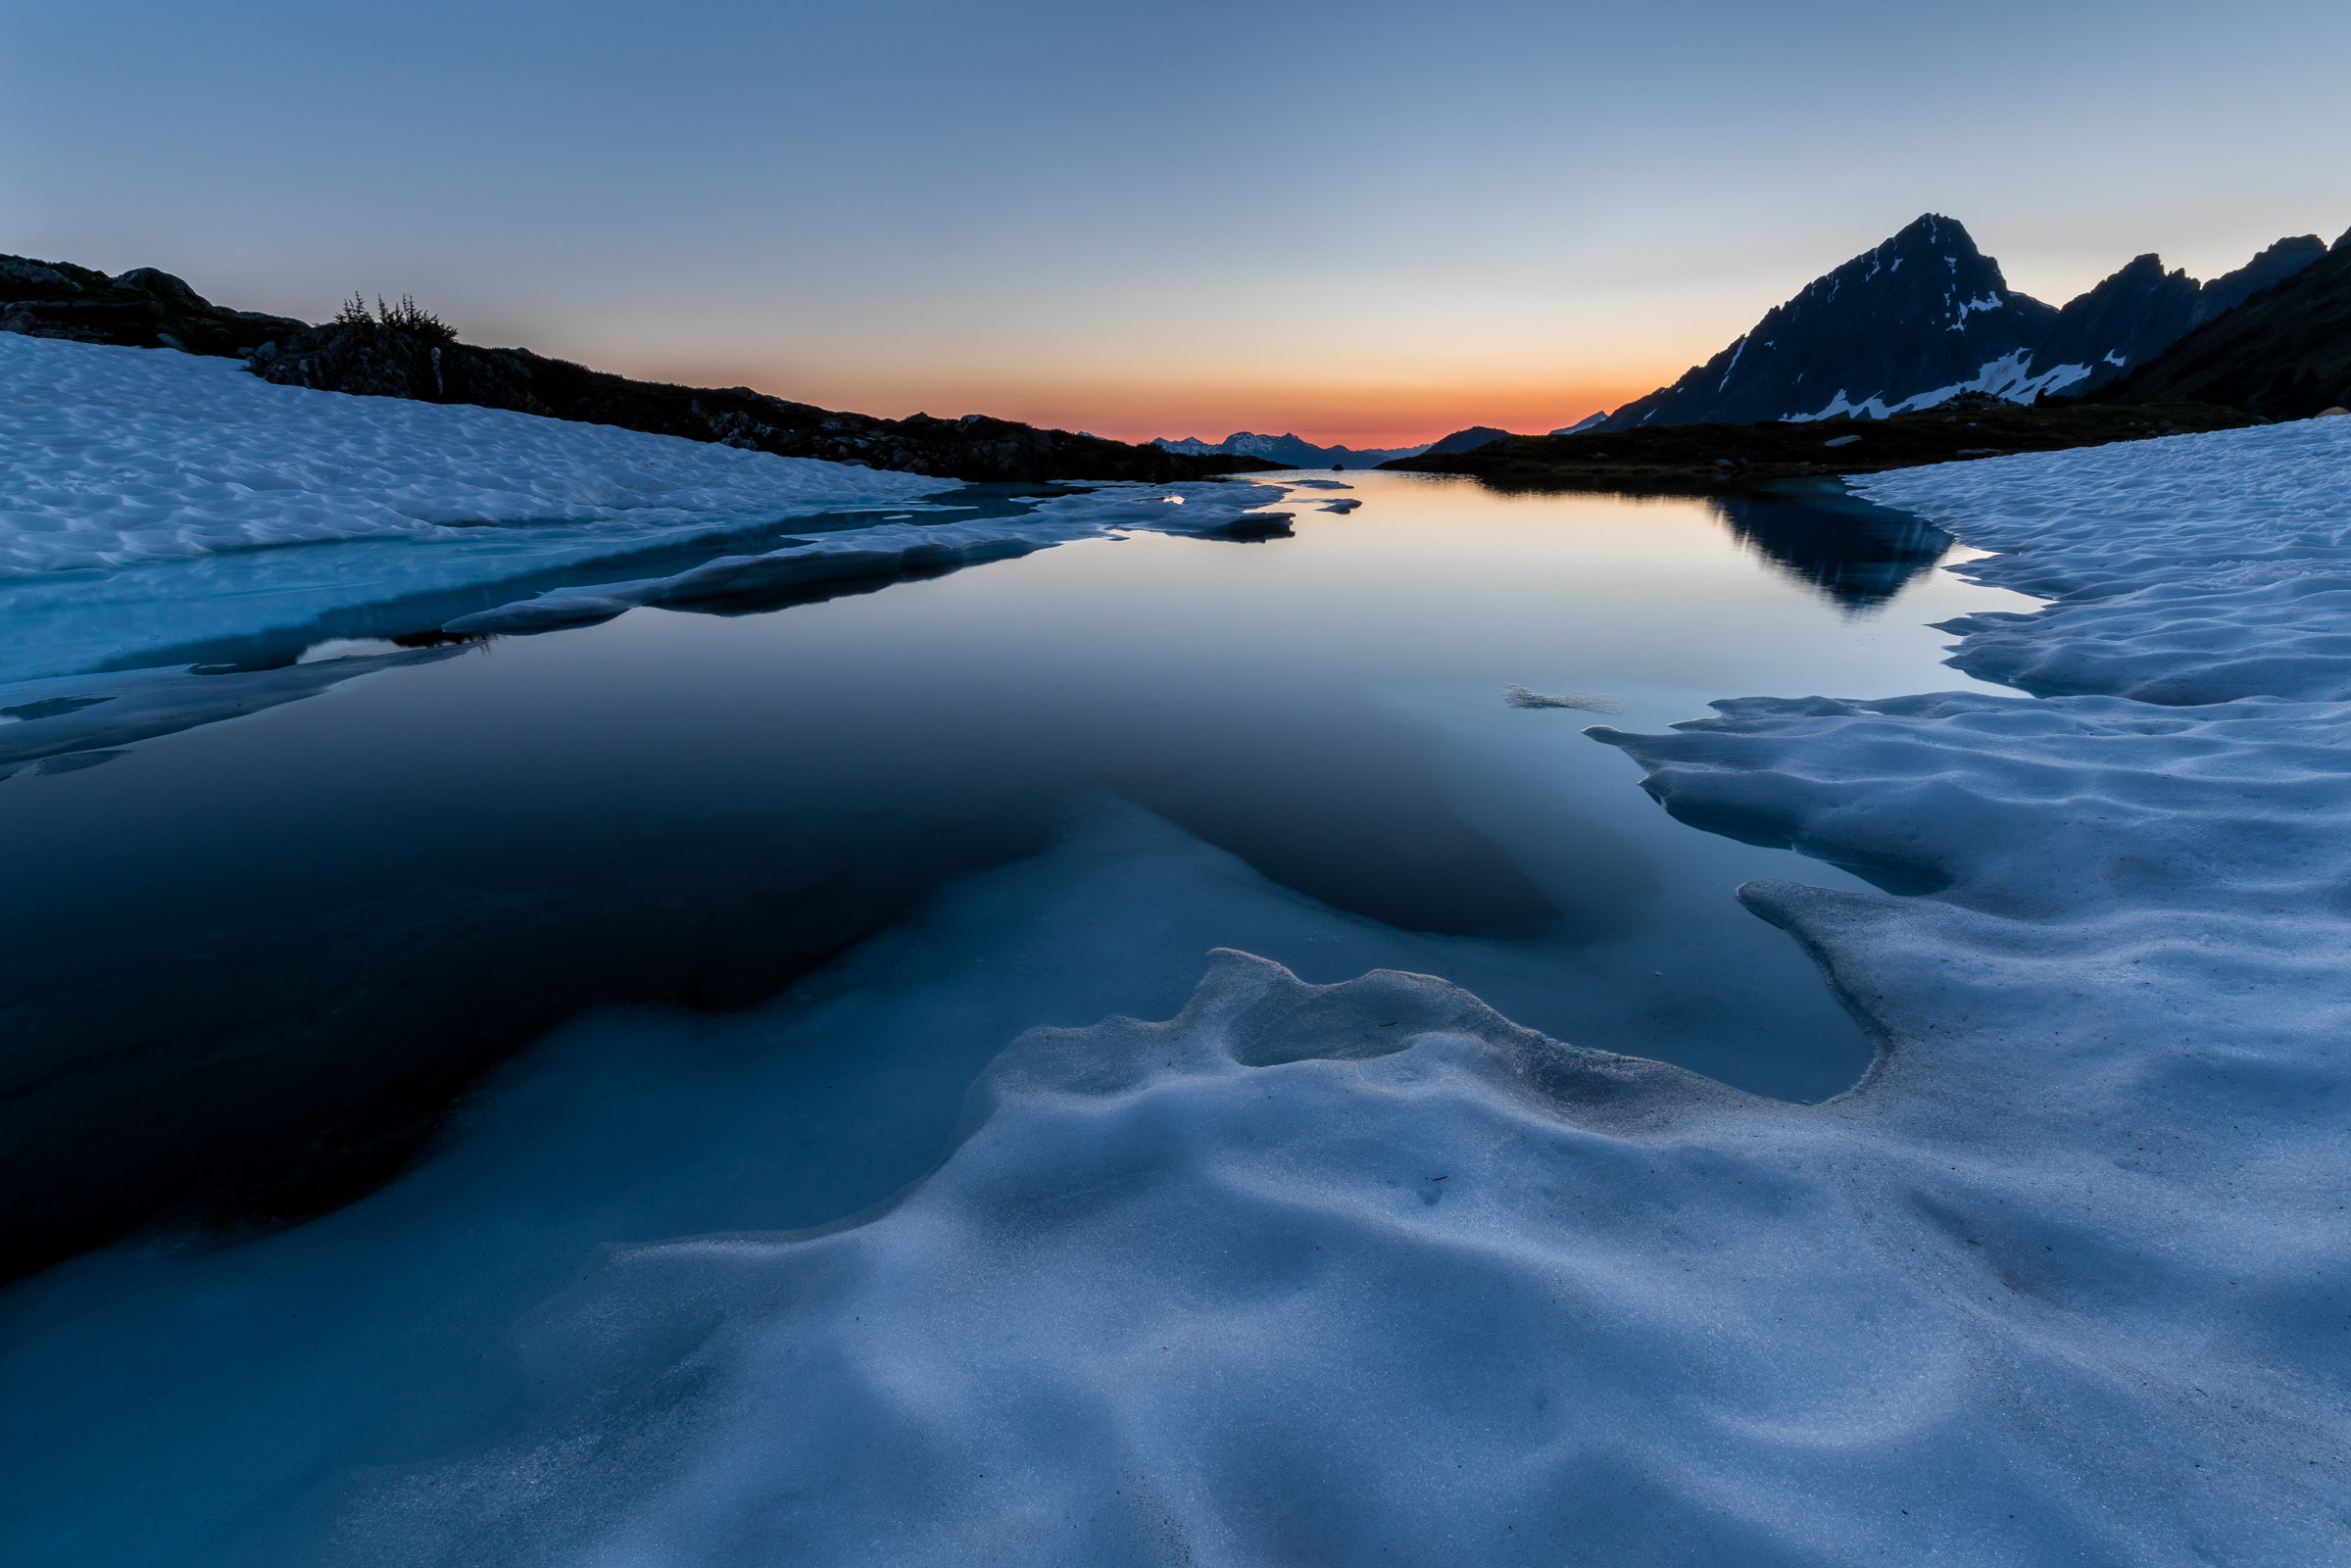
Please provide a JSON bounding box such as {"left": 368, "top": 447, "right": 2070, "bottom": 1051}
{"left": 1788, "top": 350, "right": 2091, "bottom": 421}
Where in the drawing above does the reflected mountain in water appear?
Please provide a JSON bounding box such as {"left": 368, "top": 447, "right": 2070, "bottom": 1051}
{"left": 1709, "top": 490, "right": 1954, "bottom": 611}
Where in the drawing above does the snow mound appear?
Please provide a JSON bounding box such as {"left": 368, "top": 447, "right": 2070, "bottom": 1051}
{"left": 341, "top": 928, "right": 2344, "bottom": 1563}
{"left": 1856, "top": 417, "right": 2351, "bottom": 703}
{"left": 0, "top": 333, "right": 937, "bottom": 576}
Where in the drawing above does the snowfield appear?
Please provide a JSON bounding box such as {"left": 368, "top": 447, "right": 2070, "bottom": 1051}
{"left": 0, "top": 333, "right": 939, "bottom": 576}
{"left": 344, "top": 419, "right": 2347, "bottom": 1564}
{"left": 2, "top": 343, "right": 2346, "bottom": 1562}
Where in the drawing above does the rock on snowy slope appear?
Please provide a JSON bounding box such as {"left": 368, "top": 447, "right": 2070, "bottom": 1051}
{"left": 1597, "top": 215, "right": 2327, "bottom": 429}
{"left": 0, "top": 254, "right": 305, "bottom": 358}
{"left": 179, "top": 421, "right": 2341, "bottom": 1566}
{"left": 1, "top": 253, "right": 1272, "bottom": 484}
{"left": 2091, "top": 225, "right": 2351, "bottom": 419}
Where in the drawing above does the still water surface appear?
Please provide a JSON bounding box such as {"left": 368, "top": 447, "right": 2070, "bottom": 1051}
{"left": 0, "top": 470, "right": 2033, "bottom": 1279}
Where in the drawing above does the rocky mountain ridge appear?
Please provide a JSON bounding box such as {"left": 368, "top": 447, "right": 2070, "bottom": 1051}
{"left": 2089, "top": 225, "right": 2351, "bottom": 417}
{"left": 1599, "top": 216, "right": 2329, "bottom": 430}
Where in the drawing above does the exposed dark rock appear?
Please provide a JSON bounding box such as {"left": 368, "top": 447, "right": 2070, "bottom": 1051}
{"left": 0, "top": 254, "right": 304, "bottom": 357}
{"left": 1600, "top": 216, "right": 2060, "bottom": 430}
{"left": 2028, "top": 235, "right": 2329, "bottom": 395}
{"left": 2090, "top": 239, "right": 2351, "bottom": 419}
{"left": 1422, "top": 424, "right": 1513, "bottom": 455}
{"left": 1, "top": 253, "right": 1276, "bottom": 484}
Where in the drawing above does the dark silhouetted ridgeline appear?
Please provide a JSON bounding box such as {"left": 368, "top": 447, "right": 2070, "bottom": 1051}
{"left": 2089, "top": 228, "right": 2351, "bottom": 419}
{"left": 1, "top": 256, "right": 1278, "bottom": 484}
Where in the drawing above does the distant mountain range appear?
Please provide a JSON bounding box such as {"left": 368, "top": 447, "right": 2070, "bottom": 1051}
{"left": 1600, "top": 215, "right": 2331, "bottom": 431}
{"left": 1152, "top": 431, "right": 1433, "bottom": 468}
{"left": 1154, "top": 425, "right": 1523, "bottom": 467}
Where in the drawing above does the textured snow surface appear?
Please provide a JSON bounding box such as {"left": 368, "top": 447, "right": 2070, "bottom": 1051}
{"left": 0, "top": 334, "right": 936, "bottom": 575}
{"left": 357, "top": 417, "right": 2341, "bottom": 1563}
{"left": 1859, "top": 419, "right": 2351, "bottom": 703}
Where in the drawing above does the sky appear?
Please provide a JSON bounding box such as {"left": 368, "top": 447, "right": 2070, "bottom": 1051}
{"left": 6, "top": 0, "right": 2348, "bottom": 447}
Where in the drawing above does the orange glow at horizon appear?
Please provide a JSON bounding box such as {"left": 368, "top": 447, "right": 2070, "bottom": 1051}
{"left": 584, "top": 351, "right": 1662, "bottom": 450}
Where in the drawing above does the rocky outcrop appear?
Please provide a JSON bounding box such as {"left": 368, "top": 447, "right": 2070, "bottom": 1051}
{"left": 0, "top": 255, "right": 304, "bottom": 357}
{"left": 2, "top": 254, "right": 1274, "bottom": 484}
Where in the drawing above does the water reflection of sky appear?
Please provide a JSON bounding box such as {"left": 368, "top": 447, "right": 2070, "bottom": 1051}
{"left": 0, "top": 472, "right": 2040, "bottom": 1281}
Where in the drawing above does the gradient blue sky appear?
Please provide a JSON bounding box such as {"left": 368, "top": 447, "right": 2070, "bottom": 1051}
{"left": 7, "top": 1, "right": 2346, "bottom": 444}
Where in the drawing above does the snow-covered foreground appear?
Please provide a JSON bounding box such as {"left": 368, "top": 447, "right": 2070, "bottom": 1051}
{"left": 0, "top": 335, "right": 1293, "bottom": 687}
{"left": 382, "top": 419, "right": 2338, "bottom": 1562}
{"left": 4, "top": 383, "right": 2346, "bottom": 1560}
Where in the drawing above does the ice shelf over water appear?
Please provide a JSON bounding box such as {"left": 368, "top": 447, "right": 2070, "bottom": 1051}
{"left": 3, "top": 388, "right": 2347, "bottom": 1558}
{"left": 0, "top": 335, "right": 1295, "bottom": 686}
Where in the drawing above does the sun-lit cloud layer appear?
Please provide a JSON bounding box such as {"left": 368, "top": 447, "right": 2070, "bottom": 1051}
{"left": 6, "top": 0, "right": 2345, "bottom": 446}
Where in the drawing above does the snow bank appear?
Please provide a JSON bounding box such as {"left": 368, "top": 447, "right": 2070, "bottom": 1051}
{"left": 1861, "top": 417, "right": 2351, "bottom": 702}
{"left": 0, "top": 333, "right": 936, "bottom": 576}
{"left": 0, "top": 335, "right": 1297, "bottom": 686}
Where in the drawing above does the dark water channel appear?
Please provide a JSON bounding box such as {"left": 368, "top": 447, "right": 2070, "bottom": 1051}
{"left": 0, "top": 473, "right": 2031, "bottom": 1283}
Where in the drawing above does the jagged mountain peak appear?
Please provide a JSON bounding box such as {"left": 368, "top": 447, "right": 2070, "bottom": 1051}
{"left": 1598, "top": 215, "right": 2055, "bottom": 431}
{"left": 1598, "top": 218, "right": 2333, "bottom": 429}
